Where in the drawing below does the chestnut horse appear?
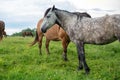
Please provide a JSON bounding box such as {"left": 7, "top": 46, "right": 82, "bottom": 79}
{"left": 3, "top": 31, "right": 7, "bottom": 37}
{"left": 31, "top": 18, "right": 70, "bottom": 61}
{"left": 0, "top": 20, "right": 5, "bottom": 41}
{"left": 22, "top": 31, "right": 33, "bottom": 37}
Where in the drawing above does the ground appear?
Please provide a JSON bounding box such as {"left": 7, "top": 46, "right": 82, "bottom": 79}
{"left": 0, "top": 37, "right": 120, "bottom": 80}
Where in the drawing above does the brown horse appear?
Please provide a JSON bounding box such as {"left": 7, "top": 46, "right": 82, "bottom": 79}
{"left": 31, "top": 18, "right": 70, "bottom": 61}
{"left": 0, "top": 20, "right": 5, "bottom": 41}
{"left": 3, "top": 31, "right": 7, "bottom": 37}
{"left": 22, "top": 31, "right": 33, "bottom": 37}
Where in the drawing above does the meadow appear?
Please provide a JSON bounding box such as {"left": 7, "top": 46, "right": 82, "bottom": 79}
{"left": 0, "top": 36, "right": 120, "bottom": 80}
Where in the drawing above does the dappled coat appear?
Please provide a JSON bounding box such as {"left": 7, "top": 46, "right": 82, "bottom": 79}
{"left": 40, "top": 6, "right": 120, "bottom": 74}
{"left": 68, "top": 14, "right": 120, "bottom": 44}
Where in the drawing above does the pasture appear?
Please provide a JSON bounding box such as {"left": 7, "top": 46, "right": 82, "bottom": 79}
{"left": 0, "top": 37, "right": 120, "bottom": 80}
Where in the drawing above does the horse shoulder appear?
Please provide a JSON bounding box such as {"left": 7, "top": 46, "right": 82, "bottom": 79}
{"left": 45, "top": 24, "right": 59, "bottom": 40}
{"left": 36, "top": 18, "right": 44, "bottom": 36}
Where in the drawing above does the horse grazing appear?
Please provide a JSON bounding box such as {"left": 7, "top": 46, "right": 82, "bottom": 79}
{"left": 41, "top": 5, "right": 120, "bottom": 74}
{"left": 0, "top": 20, "right": 5, "bottom": 41}
{"left": 22, "top": 31, "right": 33, "bottom": 37}
{"left": 31, "top": 11, "right": 91, "bottom": 61}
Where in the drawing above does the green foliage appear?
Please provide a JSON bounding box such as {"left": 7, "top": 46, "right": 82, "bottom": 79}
{"left": 11, "top": 28, "right": 36, "bottom": 36}
{"left": 0, "top": 37, "right": 120, "bottom": 80}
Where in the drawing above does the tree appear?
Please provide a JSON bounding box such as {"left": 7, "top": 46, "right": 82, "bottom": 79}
{"left": 11, "top": 28, "right": 36, "bottom": 36}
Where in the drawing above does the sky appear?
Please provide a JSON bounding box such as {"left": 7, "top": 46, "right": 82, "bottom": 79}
{"left": 0, "top": 0, "right": 120, "bottom": 35}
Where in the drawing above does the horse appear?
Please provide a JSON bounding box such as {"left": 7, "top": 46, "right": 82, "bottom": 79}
{"left": 31, "top": 12, "right": 91, "bottom": 61}
{"left": 0, "top": 20, "right": 5, "bottom": 41}
{"left": 3, "top": 31, "right": 7, "bottom": 37}
{"left": 31, "top": 18, "right": 70, "bottom": 61}
{"left": 41, "top": 5, "right": 120, "bottom": 74}
{"left": 22, "top": 31, "right": 33, "bottom": 37}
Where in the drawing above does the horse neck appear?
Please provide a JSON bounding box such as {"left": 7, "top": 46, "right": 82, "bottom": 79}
{"left": 55, "top": 9, "right": 77, "bottom": 30}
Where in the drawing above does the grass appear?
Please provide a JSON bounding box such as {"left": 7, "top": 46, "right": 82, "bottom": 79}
{"left": 0, "top": 36, "right": 120, "bottom": 80}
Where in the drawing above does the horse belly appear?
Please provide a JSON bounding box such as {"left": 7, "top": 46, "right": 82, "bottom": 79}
{"left": 85, "top": 33, "right": 117, "bottom": 45}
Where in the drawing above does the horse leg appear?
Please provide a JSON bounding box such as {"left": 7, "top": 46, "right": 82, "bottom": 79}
{"left": 76, "top": 41, "right": 90, "bottom": 74}
{"left": 76, "top": 45, "right": 83, "bottom": 70}
{"left": 32, "top": 34, "right": 33, "bottom": 37}
{"left": 62, "top": 38, "right": 70, "bottom": 61}
{"left": 38, "top": 35, "right": 43, "bottom": 55}
{"left": 46, "top": 39, "right": 50, "bottom": 54}
{"left": 38, "top": 43, "right": 42, "bottom": 55}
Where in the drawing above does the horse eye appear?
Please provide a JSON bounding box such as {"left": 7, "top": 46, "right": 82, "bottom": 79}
{"left": 46, "top": 15, "right": 50, "bottom": 18}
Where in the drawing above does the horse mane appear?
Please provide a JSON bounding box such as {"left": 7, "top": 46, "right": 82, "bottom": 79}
{"left": 44, "top": 7, "right": 91, "bottom": 23}
{"left": 44, "top": 8, "right": 51, "bottom": 17}
{"left": 44, "top": 7, "right": 59, "bottom": 17}
{"left": 73, "top": 12, "right": 91, "bottom": 19}
{"left": 44, "top": 7, "right": 69, "bottom": 17}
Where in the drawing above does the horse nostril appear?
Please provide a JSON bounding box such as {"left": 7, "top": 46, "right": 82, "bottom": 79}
{"left": 41, "top": 28, "right": 44, "bottom": 32}
{"left": 41, "top": 28, "right": 46, "bottom": 33}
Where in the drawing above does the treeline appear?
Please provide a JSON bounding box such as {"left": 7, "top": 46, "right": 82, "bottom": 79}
{"left": 11, "top": 28, "right": 36, "bottom": 36}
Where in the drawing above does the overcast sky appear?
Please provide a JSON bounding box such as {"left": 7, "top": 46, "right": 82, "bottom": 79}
{"left": 0, "top": 0, "right": 120, "bottom": 35}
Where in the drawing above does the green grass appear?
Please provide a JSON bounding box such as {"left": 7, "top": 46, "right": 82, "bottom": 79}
{"left": 0, "top": 36, "right": 120, "bottom": 80}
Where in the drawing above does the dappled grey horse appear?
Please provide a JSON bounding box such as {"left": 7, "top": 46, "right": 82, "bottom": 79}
{"left": 41, "top": 5, "right": 120, "bottom": 74}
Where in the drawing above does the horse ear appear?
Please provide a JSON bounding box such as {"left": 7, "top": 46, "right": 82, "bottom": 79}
{"left": 51, "top": 5, "right": 55, "bottom": 11}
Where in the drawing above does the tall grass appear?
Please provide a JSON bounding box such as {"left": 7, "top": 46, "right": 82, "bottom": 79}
{"left": 0, "top": 37, "right": 120, "bottom": 80}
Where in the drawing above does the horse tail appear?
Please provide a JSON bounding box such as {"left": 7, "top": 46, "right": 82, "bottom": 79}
{"left": 30, "top": 31, "right": 38, "bottom": 46}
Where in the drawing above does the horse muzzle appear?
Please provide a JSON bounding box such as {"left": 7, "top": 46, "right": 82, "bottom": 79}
{"left": 41, "top": 25, "right": 47, "bottom": 33}
{"left": 41, "top": 28, "right": 46, "bottom": 33}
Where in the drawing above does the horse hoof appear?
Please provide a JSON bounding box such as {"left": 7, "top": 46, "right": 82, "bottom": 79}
{"left": 64, "top": 58, "right": 68, "bottom": 61}
{"left": 78, "top": 66, "right": 83, "bottom": 70}
{"left": 85, "top": 68, "right": 90, "bottom": 74}
{"left": 39, "top": 53, "right": 42, "bottom": 55}
{"left": 47, "top": 53, "right": 50, "bottom": 55}
{"left": 62, "top": 55, "right": 68, "bottom": 61}
{"left": 47, "top": 52, "right": 50, "bottom": 55}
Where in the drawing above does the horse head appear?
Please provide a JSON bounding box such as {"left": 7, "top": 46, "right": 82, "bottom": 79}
{"left": 41, "top": 5, "right": 58, "bottom": 33}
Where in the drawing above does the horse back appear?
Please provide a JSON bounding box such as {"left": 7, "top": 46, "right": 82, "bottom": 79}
{"left": 71, "top": 14, "right": 120, "bottom": 44}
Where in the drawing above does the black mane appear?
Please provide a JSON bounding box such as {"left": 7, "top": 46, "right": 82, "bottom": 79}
{"left": 73, "top": 12, "right": 91, "bottom": 19}
{"left": 44, "top": 7, "right": 91, "bottom": 19}
{"left": 44, "top": 8, "right": 51, "bottom": 17}
{"left": 44, "top": 7, "right": 58, "bottom": 17}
